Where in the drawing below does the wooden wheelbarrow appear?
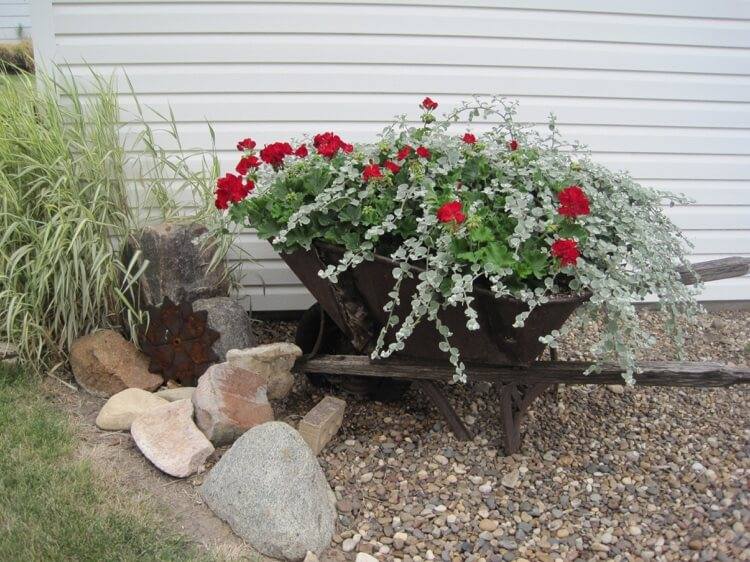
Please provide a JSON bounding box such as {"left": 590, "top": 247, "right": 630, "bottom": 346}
{"left": 288, "top": 242, "right": 750, "bottom": 454}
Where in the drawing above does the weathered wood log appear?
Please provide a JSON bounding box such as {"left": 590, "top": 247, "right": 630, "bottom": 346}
{"left": 678, "top": 257, "right": 750, "bottom": 286}
{"left": 296, "top": 355, "right": 750, "bottom": 388}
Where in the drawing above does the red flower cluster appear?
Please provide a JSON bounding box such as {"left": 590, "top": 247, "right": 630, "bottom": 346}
{"left": 362, "top": 163, "right": 382, "bottom": 182}
{"left": 260, "top": 142, "right": 293, "bottom": 168}
{"left": 236, "top": 138, "right": 256, "bottom": 151}
{"left": 551, "top": 239, "right": 580, "bottom": 266}
{"left": 416, "top": 146, "right": 431, "bottom": 159}
{"left": 421, "top": 97, "right": 438, "bottom": 110}
{"left": 385, "top": 160, "right": 401, "bottom": 174}
{"left": 462, "top": 133, "right": 476, "bottom": 145}
{"left": 558, "top": 185, "right": 590, "bottom": 218}
{"left": 397, "top": 146, "right": 412, "bottom": 161}
{"left": 313, "top": 132, "right": 353, "bottom": 159}
{"left": 437, "top": 200, "right": 466, "bottom": 224}
{"left": 215, "top": 173, "right": 253, "bottom": 210}
{"left": 236, "top": 155, "right": 261, "bottom": 175}
{"left": 295, "top": 144, "right": 308, "bottom": 158}
{"left": 507, "top": 139, "right": 519, "bottom": 151}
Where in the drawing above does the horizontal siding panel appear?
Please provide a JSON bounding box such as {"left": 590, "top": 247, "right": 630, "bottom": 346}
{"left": 75, "top": 65, "right": 750, "bottom": 103}
{"left": 684, "top": 230, "right": 750, "bottom": 253}
{"left": 231, "top": 253, "right": 750, "bottom": 289}
{"left": 119, "top": 123, "right": 750, "bottom": 156}
{"left": 228, "top": 230, "right": 750, "bottom": 262}
{"left": 657, "top": 182, "right": 750, "bottom": 205}
{"left": 51, "top": 0, "right": 750, "bottom": 21}
{"left": 54, "top": 4, "right": 750, "bottom": 48}
{"left": 125, "top": 178, "right": 750, "bottom": 208}
{"left": 111, "top": 94, "right": 750, "bottom": 129}
{"left": 662, "top": 206, "right": 749, "bottom": 230}
{"left": 121, "top": 151, "right": 750, "bottom": 182}
{"left": 0, "top": 15, "right": 28, "bottom": 26}
{"left": 55, "top": 35, "right": 750, "bottom": 75}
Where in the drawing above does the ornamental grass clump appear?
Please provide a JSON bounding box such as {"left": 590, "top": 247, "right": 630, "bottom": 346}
{"left": 217, "top": 96, "right": 700, "bottom": 382}
{"left": 0, "top": 72, "right": 142, "bottom": 374}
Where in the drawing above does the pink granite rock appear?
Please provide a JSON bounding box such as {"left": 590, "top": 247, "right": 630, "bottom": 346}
{"left": 192, "top": 362, "right": 274, "bottom": 445}
{"left": 131, "top": 399, "right": 214, "bottom": 478}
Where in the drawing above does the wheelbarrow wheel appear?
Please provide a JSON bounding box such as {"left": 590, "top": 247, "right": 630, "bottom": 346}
{"left": 295, "top": 304, "right": 412, "bottom": 402}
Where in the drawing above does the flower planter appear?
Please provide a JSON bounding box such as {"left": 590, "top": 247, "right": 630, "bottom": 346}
{"left": 282, "top": 242, "right": 590, "bottom": 365}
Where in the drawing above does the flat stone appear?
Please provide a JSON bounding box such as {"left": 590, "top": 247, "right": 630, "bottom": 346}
{"left": 606, "top": 384, "right": 626, "bottom": 395}
{"left": 201, "top": 422, "right": 335, "bottom": 560}
{"left": 95, "top": 388, "right": 168, "bottom": 430}
{"left": 123, "top": 222, "right": 229, "bottom": 307}
{"left": 155, "top": 387, "right": 196, "bottom": 402}
{"left": 298, "top": 396, "right": 346, "bottom": 455}
{"left": 479, "top": 519, "right": 499, "bottom": 532}
{"left": 226, "top": 343, "right": 302, "bottom": 400}
{"left": 501, "top": 469, "right": 520, "bottom": 489}
{"left": 70, "top": 330, "right": 163, "bottom": 397}
{"left": 131, "top": 399, "right": 214, "bottom": 478}
{"left": 193, "top": 297, "right": 254, "bottom": 361}
{"left": 192, "top": 362, "right": 273, "bottom": 446}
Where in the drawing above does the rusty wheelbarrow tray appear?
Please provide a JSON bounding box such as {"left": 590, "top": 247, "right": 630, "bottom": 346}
{"left": 285, "top": 242, "right": 750, "bottom": 454}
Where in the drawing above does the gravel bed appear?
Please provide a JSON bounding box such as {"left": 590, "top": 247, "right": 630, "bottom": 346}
{"left": 254, "top": 309, "right": 749, "bottom": 562}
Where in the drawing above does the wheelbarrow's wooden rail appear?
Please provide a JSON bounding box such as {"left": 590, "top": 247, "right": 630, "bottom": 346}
{"left": 678, "top": 256, "right": 750, "bottom": 285}
{"left": 296, "top": 355, "right": 749, "bottom": 452}
{"left": 297, "top": 355, "right": 750, "bottom": 388}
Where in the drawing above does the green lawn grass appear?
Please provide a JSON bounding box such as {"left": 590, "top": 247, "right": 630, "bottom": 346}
{"left": 0, "top": 366, "right": 212, "bottom": 561}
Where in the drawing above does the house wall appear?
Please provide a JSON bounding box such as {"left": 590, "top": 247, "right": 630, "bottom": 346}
{"left": 0, "top": 0, "right": 29, "bottom": 41}
{"left": 31, "top": 0, "right": 750, "bottom": 309}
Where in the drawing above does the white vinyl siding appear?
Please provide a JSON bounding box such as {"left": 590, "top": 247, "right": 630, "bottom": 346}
{"left": 31, "top": 0, "right": 750, "bottom": 309}
{"left": 0, "top": 0, "right": 29, "bottom": 41}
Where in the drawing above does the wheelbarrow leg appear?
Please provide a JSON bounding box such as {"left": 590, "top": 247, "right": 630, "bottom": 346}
{"left": 498, "top": 382, "right": 551, "bottom": 455}
{"left": 417, "top": 380, "right": 472, "bottom": 441}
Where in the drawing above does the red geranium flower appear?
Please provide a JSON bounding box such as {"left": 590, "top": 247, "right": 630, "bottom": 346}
{"left": 551, "top": 239, "right": 580, "bottom": 266}
{"left": 462, "top": 133, "right": 477, "bottom": 145}
{"left": 558, "top": 185, "right": 591, "bottom": 218}
{"left": 215, "top": 173, "right": 252, "bottom": 210}
{"left": 259, "top": 142, "right": 294, "bottom": 167}
{"left": 236, "top": 138, "right": 256, "bottom": 151}
{"left": 236, "top": 155, "right": 261, "bottom": 175}
{"left": 416, "top": 146, "right": 431, "bottom": 159}
{"left": 313, "top": 132, "right": 352, "bottom": 158}
{"left": 385, "top": 160, "right": 401, "bottom": 174}
{"left": 507, "top": 139, "right": 519, "bottom": 151}
{"left": 437, "top": 200, "right": 466, "bottom": 224}
{"left": 397, "top": 146, "right": 412, "bottom": 161}
{"left": 295, "top": 144, "right": 308, "bottom": 158}
{"left": 421, "top": 97, "right": 438, "bottom": 110}
{"left": 362, "top": 163, "right": 382, "bottom": 182}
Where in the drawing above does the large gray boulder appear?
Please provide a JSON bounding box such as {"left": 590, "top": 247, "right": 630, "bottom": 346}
{"left": 124, "top": 222, "right": 229, "bottom": 307}
{"left": 193, "top": 297, "right": 254, "bottom": 361}
{"left": 201, "top": 422, "right": 336, "bottom": 560}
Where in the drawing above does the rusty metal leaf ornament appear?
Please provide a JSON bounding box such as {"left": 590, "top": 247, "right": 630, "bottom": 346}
{"left": 140, "top": 297, "right": 219, "bottom": 386}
